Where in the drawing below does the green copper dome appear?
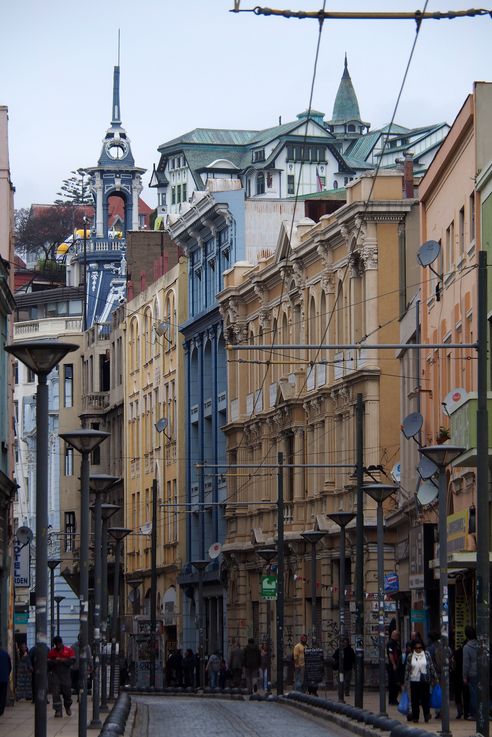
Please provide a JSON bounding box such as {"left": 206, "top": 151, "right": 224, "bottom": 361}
{"left": 331, "top": 55, "right": 361, "bottom": 123}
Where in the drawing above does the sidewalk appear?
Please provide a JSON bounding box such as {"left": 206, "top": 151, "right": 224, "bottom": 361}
{"left": 1, "top": 699, "right": 86, "bottom": 737}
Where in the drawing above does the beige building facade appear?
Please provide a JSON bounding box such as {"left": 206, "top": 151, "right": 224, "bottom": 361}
{"left": 218, "top": 171, "right": 417, "bottom": 676}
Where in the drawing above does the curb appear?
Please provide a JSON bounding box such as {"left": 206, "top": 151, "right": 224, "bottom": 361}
{"left": 98, "top": 692, "right": 132, "bottom": 737}
{"left": 281, "top": 692, "right": 440, "bottom": 737}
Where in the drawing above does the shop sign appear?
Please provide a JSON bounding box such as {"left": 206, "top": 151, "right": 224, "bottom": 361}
{"left": 447, "top": 509, "right": 471, "bottom": 554}
{"left": 384, "top": 572, "right": 399, "bottom": 592}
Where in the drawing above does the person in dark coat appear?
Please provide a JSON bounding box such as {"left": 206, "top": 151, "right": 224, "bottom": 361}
{"left": 387, "top": 630, "right": 403, "bottom": 705}
{"left": 0, "top": 646, "right": 12, "bottom": 716}
{"left": 16, "top": 643, "right": 32, "bottom": 700}
{"left": 333, "top": 637, "right": 356, "bottom": 696}
{"left": 243, "top": 638, "right": 261, "bottom": 693}
{"left": 183, "top": 649, "right": 195, "bottom": 688}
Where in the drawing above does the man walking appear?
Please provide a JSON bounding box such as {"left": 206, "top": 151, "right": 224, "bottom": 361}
{"left": 463, "top": 625, "right": 479, "bottom": 719}
{"left": 333, "top": 637, "right": 356, "bottom": 696}
{"left": 228, "top": 639, "right": 243, "bottom": 688}
{"left": 48, "top": 636, "right": 75, "bottom": 717}
{"left": 293, "top": 634, "right": 307, "bottom": 692}
{"left": 0, "top": 645, "right": 11, "bottom": 716}
{"left": 387, "top": 629, "right": 402, "bottom": 705}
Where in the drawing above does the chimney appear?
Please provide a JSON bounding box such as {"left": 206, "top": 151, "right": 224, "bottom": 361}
{"left": 403, "top": 152, "right": 414, "bottom": 198}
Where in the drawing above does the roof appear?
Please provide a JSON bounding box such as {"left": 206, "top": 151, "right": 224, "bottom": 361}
{"left": 329, "top": 55, "right": 362, "bottom": 124}
{"left": 158, "top": 127, "right": 258, "bottom": 151}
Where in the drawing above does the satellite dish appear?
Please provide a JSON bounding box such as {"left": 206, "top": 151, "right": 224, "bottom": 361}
{"left": 417, "top": 240, "right": 441, "bottom": 267}
{"left": 443, "top": 387, "right": 467, "bottom": 415}
{"left": 155, "top": 417, "right": 168, "bottom": 433}
{"left": 155, "top": 321, "right": 169, "bottom": 337}
{"left": 417, "top": 479, "right": 438, "bottom": 505}
{"left": 208, "top": 542, "right": 222, "bottom": 559}
{"left": 417, "top": 455, "right": 439, "bottom": 480}
{"left": 401, "top": 412, "right": 423, "bottom": 440}
{"left": 391, "top": 463, "right": 401, "bottom": 483}
{"left": 16, "top": 526, "right": 33, "bottom": 546}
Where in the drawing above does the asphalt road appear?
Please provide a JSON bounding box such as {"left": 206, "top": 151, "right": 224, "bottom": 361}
{"left": 133, "top": 696, "right": 351, "bottom": 737}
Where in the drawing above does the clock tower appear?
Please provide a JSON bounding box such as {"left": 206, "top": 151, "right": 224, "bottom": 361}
{"left": 78, "top": 64, "right": 146, "bottom": 328}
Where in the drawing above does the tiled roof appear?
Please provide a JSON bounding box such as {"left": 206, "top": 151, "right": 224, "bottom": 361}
{"left": 159, "top": 128, "right": 258, "bottom": 151}
{"left": 329, "top": 55, "right": 362, "bottom": 124}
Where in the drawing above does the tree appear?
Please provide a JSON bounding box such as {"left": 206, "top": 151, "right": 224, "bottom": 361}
{"left": 56, "top": 169, "right": 93, "bottom": 205}
{"left": 14, "top": 204, "right": 84, "bottom": 266}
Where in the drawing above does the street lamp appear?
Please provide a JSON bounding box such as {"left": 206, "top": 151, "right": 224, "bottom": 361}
{"left": 59, "top": 429, "right": 109, "bottom": 737}
{"left": 327, "top": 512, "right": 355, "bottom": 702}
{"left": 300, "top": 531, "right": 325, "bottom": 647}
{"left": 99, "top": 504, "right": 120, "bottom": 712}
{"left": 108, "top": 527, "right": 131, "bottom": 700}
{"left": 257, "top": 548, "right": 276, "bottom": 691}
{"left": 419, "top": 445, "right": 464, "bottom": 737}
{"left": 88, "top": 474, "right": 119, "bottom": 729}
{"left": 5, "top": 339, "right": 77, "bottom": 737}
{"left": 191, "top": 560, "right": 209, "bottom": 689}
{"left": 47, "top": 559, "right": 61, "bottom": 647}
{"left": 54, "top": 596, "right": 65, "bottom": 637}
{"left": 363, "top": 484, "right": 397, "bottom": 717}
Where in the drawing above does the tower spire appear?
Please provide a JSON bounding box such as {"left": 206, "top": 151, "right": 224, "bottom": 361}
{"left": 112, "top": 31, "right": 121, "bottom": 125}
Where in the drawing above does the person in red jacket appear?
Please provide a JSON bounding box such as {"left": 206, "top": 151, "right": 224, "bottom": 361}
{"left": 48, "top": 637, "right": 75, "bottom": 717}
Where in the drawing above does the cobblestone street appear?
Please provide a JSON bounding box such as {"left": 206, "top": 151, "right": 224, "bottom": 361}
{"left": 132, "top": 696, "right": 351, "bottom": 737}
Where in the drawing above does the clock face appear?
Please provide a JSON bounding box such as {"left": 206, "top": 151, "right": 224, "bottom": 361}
{"left": 106, "top": 141, "right": 128, "bottom": 160}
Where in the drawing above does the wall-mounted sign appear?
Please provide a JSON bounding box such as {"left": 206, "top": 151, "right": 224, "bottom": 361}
{"left": 14, "top": 539, "right": 30, "bottom": 587}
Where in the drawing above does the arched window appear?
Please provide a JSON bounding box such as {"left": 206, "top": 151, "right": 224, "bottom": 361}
{"left": 348, "top": 124, "right": 356, "bottom": 132}
{"left": 333, "top": 180, "right": 339, "bottom": 190}
{"left": 336, "top": 281, "right": 345, "bottom": 344}
{"left": 143, "top": 307, "right": 152, "bottom": 363}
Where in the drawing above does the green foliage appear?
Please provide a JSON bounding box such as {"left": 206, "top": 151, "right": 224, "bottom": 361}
{"left": 56, "top": 169, "right": 93, "bottom": 205}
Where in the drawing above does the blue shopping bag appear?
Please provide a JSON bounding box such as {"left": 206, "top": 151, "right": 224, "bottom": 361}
{"left": 430, "top": 683, "right": 442, "bottom": 710}
{"left": 398, "top": 689, "right": 410, "bottom": 715}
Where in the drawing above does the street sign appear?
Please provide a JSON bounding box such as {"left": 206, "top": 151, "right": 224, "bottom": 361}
{"left": 261, "top": 574, "right": 277, "bottom": 600}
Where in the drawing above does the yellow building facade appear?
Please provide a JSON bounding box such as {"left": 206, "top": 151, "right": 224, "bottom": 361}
{"left": 123, "top": 257, "right": 187, "bottom": 660}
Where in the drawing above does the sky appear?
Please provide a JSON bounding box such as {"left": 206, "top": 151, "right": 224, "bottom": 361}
{"left": 1, "top": 0, "right": 491, "bottom": 210}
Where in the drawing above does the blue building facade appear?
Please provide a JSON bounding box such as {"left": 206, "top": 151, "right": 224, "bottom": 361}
{"left": 170, "top": 189, "right": 245, "bottom": 655}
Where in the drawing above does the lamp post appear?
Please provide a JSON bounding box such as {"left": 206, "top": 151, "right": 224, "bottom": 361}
{"left": 191, "top": 560, "right": 209, "bottom": 689}
{"left": 48, "top": 559, "right": 61, "bottom": 647}
{"left": 257, "top": 548, "right": 276, "bottom": 691}
{"left": 88, "top": 474, "right": 118, "bottom": 729}
{"left": 327, "top": 512, "right": 355, "bottom": 702}
{"left": 108, "top": 527, "right": 131, "bottom": 701}
{"left": 363, "top": 484, "right": 397, "bottom": 717}
{"left": 5, "top": 339, "right": 77, "bottom": 737}
{"left": 54, "top": 596, "right": 65, "bottom": 637}
{"left": 300, "top": 531, "right": 325, "bottom": 646}
{"left": 128, "top": 578, "right": 144, "bottom": 616}
{"left": 59, "top": 429, "right": 109, "bottom": 737}
{"left": 419, "top": 445, "right": 464, "bottom": 737}
{"left": 99, "top": 504, "right": 120, "bottom": 712}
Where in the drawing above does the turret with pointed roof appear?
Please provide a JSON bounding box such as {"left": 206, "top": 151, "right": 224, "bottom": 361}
{"left": 327, "top": 55, "right": 370, "bottom": 149}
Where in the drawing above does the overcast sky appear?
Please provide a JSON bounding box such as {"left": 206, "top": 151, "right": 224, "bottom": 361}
{"left": 2, "top": 0, "right": 490, "bottom": 210}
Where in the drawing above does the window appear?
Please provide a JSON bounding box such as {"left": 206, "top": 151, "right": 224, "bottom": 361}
{"left": 91, "top": 423, "right": 101, "bottom": 465}
{"left": 27, "top": 367, "right": 35, "bottom": 383}
{"left": 347, "top": 124, "right": 356, "bottom": 132}
{"left": 445, "top": 220, "right": 455, "bottom": 273}
{"left": 177, "top": 184, "right": 182, "bottom": 203}
{"left": 459, "top": 206, "right": 465, "bottom": 258}
{"left": 256, "top": 173, "right": 265, "bottom": 195}
{"left": 333, "top": 180, "right": 339, "bottom": 189}
{"left": 469, "top": 192, "right": 475, "bottom": 241}
{"left": 65, "top": 512, "right": 76, "bottom": 552}
{"left": 65, "top": 445, "right": 74, "bottom": 476}
{"left": 171, "top": 187, "right": 176, "bottom": 205}
{"left": 13, "top": 362, "right": 18, "bottom": 385}
{"left": 252, "top": 149, "right": 265, "bottom": 162}
{"left": 287, "top": 175, "right": 295, "bottom": 195}
{"left": 286, "top": 144, "right": 326, "bottom": 162}
{"left": 182, "top": 183, "right": 187, "bottom": 201}
{"left": 64, "top": 364, "right": 73, "bottom": 407}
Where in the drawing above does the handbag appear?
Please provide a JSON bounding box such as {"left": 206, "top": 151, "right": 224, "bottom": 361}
{"left": 430, "top": 683, "right": 442, "bottom": 710}
{"left": 398, "top": 689, "right": 410, "bottom": 715}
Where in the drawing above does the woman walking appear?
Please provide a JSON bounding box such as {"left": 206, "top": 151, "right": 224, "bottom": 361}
{"left": 404, "top": 640, "right": 436, "bottom": 723}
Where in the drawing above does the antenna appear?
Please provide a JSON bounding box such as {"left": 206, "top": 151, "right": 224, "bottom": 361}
{"left": 155, "top": 417, "right": 168, "bottom": 434}
{"left": 417, "top": 455, "right": 438, "bottom": 480}
{"left": 417, "top": 479, "right": 439, "bottom": 505}
{"left": 117, "top": 29, "right": 121, "bottom": 67}
{"left": 417, "top": 240, "right": 442, "bottom": 301}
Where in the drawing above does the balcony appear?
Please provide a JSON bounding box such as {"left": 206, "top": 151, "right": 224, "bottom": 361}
{"left": 450, "top": 392, "right": 492, "bottom": 466}
{"left": 14, "top": 316, "right": 82, "bottom": 339}
{"left": 82, "top": 392, "right": 110, "bottom": 413}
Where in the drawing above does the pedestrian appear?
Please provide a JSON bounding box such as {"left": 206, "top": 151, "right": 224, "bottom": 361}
{"left": 205, "top": 651, "right": 221, "bottom": 689}
{"left": 243, "top": 638, "right": 261, "bottom": 693}
{"left": 70, "top": 637, "right": 80, "bottom": 697}
{"left": 228, "top": 639, "right": 243, "bottom": 688}
{"left": 48, "top": 636, "right": 75, "bottom": 717}
{"left": 259, "top": 643, "right": 269, "bottom": 692}
{"left": 173, "top": 649, "right": 183, "bottom": 687}
{"left": 463, "top": 625, "right": 479, "bottom": 719}
{"left": 293, "top": 634, "right": 308, "bottom": 692}
{"left": 332, "top": 637, "right": 356, "bottom": 696}
{"left": 0, "top": 645, "right": 11, "bottom": 716}
{"left": 404, "top": 640, "right": 436, "bottom": 723}
{"left": 16, "top": 642, "right": 32, "bottom": 700}
{"left": 453, "top": 638, "right": 469, "bottom": 719}
{"left": 183, "top": 648, "right": 195, "bottom": 688}
{"left": 218, "top": 658, "right": 228, "bottom": 689}
{"left": 387, "top": 629, "right": 402, "bottom": 705}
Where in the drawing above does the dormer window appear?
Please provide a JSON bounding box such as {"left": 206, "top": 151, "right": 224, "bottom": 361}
{"left": 256, "top": 173, "right": 265, "bottom": 195}
{"left": 253, "top": 149, "right": 265, "bottom": 163}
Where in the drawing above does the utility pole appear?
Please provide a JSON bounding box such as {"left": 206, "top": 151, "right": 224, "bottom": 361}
{"left": 354, "top": 393, "right": 364, "bottom": 708}
{"left": 276, "top": 452, "right": 284, "bottom": 695}
{"left": 149, "top": 478, "right": 158, "bottom": 689}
